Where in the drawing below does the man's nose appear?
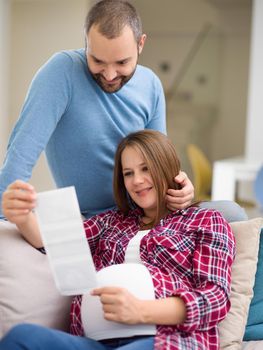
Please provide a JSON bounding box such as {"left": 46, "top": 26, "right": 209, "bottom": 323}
{"left": 102, "top": 66, "right": 118, "bottom": 81}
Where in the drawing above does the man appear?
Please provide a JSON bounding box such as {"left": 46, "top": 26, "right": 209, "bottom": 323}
{"left": 0, "top": 0, "right": 195, "bottom": 220}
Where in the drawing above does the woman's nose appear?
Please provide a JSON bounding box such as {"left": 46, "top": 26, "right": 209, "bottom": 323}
{"left": 133, "top": 172, "right": 144, "bottom": 184}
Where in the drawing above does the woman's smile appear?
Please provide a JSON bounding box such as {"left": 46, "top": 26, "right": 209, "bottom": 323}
{"left": 135, "top": 186, "right": 153, "bottom": 196}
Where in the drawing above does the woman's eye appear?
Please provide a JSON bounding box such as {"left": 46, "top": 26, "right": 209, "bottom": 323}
{"left": 123, "top": 172, "right": 132, "bottom": 177}
{"left": 142, "top": 166, "right": 148, "bottom": 172}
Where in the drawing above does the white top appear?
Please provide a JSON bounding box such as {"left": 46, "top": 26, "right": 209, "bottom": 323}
{"left": 124, "top": 230, "right": 150, "bottom": 264}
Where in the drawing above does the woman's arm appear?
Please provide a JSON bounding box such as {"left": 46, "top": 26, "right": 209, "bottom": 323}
{"left": 139, "top": 296, "right": 186, "bottom": 325}
{"left": 2, "top": 180, "right": 43, "bottom": 248}
{"left": 145, "top": 209, "right": 235, "bottom": 332}
{"left": 91, "top": 286, "right": 186, "bottom": 325}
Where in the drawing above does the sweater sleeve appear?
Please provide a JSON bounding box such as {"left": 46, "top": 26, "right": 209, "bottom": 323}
{"left": 145, "top": 74, "right": 166, "bottom": 134}
{"left": 146, "top": 211, "right": 235, "bottom": 333}
{"left": 0, "top": 52, "right": 73, "bottom": 218}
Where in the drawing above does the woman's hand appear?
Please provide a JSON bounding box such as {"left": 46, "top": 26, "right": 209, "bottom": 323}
{"left": 2, "top": 180, "right": 42, "bottom": 248}
{"left": 166, "top": 171, "right": 194, "bottom": 211}
{"left": 2, "top": 180, "right": 36, "bottom": 225}
{"left": 91, "top": 286, "right": 143, "bottom": 324}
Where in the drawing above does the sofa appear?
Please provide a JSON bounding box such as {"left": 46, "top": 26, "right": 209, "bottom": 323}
{"left": 0, "top": 217, "right": 263, "bottom": 349}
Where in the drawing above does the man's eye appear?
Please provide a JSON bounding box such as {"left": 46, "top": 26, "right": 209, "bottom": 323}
{"left": 94, "top": 58, "right": 103, "bottom": 64}
{"left": 118, "top": 60, "right": 128, "bottom": 65}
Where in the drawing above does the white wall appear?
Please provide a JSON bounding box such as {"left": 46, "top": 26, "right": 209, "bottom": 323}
{"left": 245, "top": 0, "right": 263, "bottom": 161}
{"left": 0, "top": 0, "right": 10, "bottom": 163}
{"left": 211, "top": 5, "right": 251, "bottom": 160}
{"left": 8, "top": 0, "right": 90, "bottom": 191}
{"left": 133, "top": 0, "right": 219, "bottom": 93}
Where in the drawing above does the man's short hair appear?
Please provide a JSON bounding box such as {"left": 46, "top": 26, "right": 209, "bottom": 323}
{"left": 84, "top": 0, "right": 142, "bottom": 43}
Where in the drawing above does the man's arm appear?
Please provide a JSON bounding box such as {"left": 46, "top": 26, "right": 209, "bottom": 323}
{"left": 145, "top": 73, "right": 166, "bottom": 134}
{"left": 0, "top": 52, "right": 72, "bottom": 218}
{"left": 144, "top": 74, "right": 194, "bottom": 210}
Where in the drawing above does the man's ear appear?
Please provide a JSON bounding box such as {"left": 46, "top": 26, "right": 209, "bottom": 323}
{"left": 138, "top": 34, "right": 147, "bottom": 55}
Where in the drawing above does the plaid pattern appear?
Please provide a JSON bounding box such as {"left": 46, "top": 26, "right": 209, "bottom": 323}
{"left": 70, "top": 207, "right": 235, "bottom": 350}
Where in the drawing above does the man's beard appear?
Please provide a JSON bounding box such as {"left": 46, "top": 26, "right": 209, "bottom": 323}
{"left": 91, "top": 68, "right": 136, "bottom": 93}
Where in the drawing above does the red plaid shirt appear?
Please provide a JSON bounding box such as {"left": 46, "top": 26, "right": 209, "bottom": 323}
{"left": 70, "top": 206, "right": 235, "bottom": 350}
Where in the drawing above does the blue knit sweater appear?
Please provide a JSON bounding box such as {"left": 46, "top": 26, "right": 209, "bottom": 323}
{"left": 0, "top": 49, "right": 166, "bottom": 218}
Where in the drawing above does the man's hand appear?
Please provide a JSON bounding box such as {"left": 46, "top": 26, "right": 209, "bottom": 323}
{"left": 2, "top": 180, "right": 36, "bottom": 225}
{"left": 91, "top": 286, "right": 143, "bottom": 324}
{"left": 166, "top": 171, "right": 194, "bottom": 211}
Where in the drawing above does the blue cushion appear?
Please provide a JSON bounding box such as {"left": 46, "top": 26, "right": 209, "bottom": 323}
{"left": 255, "top": 167, "right": 263, "bottom": 210}
{"left": 244, "top": 228, "right": 263, "bottom": 340}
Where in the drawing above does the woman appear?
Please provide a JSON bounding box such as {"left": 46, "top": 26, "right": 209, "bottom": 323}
{"left": 1, "top": 130, "right": 235, "bottom": 350}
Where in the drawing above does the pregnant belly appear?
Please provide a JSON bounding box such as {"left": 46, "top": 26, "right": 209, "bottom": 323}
{"left": 81, "top": 263, "right": 157, "bottom": 340}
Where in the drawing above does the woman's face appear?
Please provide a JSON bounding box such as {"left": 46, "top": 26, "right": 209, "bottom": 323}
{"left": 121, "top": 146, "right": 157, "bottom": 220}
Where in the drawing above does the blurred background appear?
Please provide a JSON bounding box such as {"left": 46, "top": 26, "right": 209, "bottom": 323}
{"left": 0, "top": 0, "right": 262, "bottom": 216}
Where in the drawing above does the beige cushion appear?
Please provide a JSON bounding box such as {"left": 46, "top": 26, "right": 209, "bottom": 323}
{"left": 219, "top": 217, "right": 263, "bottom": 350}
{"left": 0, "top": 220, "right": 72, "bottom": 338}
{"left": 242, "top": 341, "right": 263, "bottom": 350}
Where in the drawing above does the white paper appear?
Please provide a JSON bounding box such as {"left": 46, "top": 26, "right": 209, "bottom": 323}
{"left": 35, "top": 186, "right": 97, "bottom": 295}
